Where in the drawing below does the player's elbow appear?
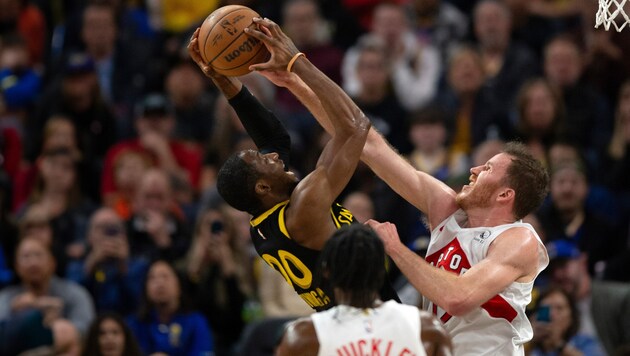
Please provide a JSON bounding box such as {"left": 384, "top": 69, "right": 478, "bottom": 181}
{"left": 442, "top": 295, "right": 476, "bottom": 316}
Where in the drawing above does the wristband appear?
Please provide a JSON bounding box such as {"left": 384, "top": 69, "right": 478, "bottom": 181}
{"left": 287, "top": 52, "right": 306, "bottom": 72}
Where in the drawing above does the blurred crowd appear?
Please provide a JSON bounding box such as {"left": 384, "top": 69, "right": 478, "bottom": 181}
{"left": 1, "top": 0, "right": 630, "bottom": 355}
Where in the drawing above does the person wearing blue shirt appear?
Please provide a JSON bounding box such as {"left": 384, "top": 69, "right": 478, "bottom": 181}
{"left": 126, "top": 260, "right": 214, "bottom": 356}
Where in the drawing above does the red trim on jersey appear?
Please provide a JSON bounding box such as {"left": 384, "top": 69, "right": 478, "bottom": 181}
{"left": 481, "top": 295, "right": 518, "bottom": 322}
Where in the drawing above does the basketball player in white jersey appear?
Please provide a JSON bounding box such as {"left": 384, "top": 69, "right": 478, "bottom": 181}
{"left": 245, "top": 17, "right": 549, "bottom": 355}
{"left": 275, "top": 224, "right": 452, "bottom": 356}
{"left": 364, "top": 142, "right": 550, "bottom": 355}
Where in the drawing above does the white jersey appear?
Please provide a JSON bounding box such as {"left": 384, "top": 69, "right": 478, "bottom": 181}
{"left": 312, "top": 300, "right": 426, "bottom": 356}
{"left": 424, "top": 210, "right": 548, "bottom": 356}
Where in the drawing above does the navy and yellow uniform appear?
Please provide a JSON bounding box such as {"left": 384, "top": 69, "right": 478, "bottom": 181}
{"left": 250, "top": 200, "right": 399, "bottom": 311}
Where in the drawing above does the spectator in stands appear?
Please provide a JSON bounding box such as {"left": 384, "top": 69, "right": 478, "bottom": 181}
{"left": 409, "top": 0, "right": 468, "bottom": 62}
{"left": 165, "top": 60, "right": 216, "bottom": 144}
{"left": 127, "top": 260, "right": 214, "bottom": 356}
{"left": 126, "top": 169, "right": 191, "bottom": 262}
{"left": 605, "top": 79, "right": 630, "bottom": 193}
{"left": 537, "top": 160, "right": 624, "bottom": 277}
{"left": 407, "top": 105, "right": 467, "bottom": 183}
{"left": 345, "top": 35, "right": 410, "bottom": 153}
{"left": 276, "top": 0, "right": 344, "bottom": 137}
{"left": 28, "top": 52, "right": 117, "bottom": 202}
{"left": 0, "top": 310, "right": 81, "bottom": 356}
{"left": 546, "top": 240, "right": 630, "bottom": 355}
{"left": 0, "top": 33, "right": 42, "bottom": 123}
{"left": 82, "top": 312, "right": 142, "bottom": 356}
{"left": 106, "top": 149, "right": 154, "bottom": 220}
{"left": 101, "top": 93, "right": 202, "bottom": 203}
{"left": 182, "top": 203, "right": 251, "bottom": 356}
{"left": 20, "top": 147, "right": 95, "bottom": 275}
{"left": 0, "top": 237, "right": 95, "bottom": 335}
{"left": 473, "top": 0, "right": 539, "bottom": 113}
{"left": 342, "top": 3, "right": 440, "bottom": 112}
{"left": 66, "top": 207, "right": 148, "bottom": 315}
{"left": 527, "top": 286, "right": 605, "bottom": 356}
{"left": 514, "top": 78, "right": 566, "bottom": 165}
{"left": 0, "top": 0, "right": 46, "bottom": 64}
{"left": 341, "top": 191, "right": 375, "bottom": 223}
{"left": 543, "top": 35, "right": 613, "bottom": 163}
{"left": 436, "top": 46, "right": 513, "bottom": 156}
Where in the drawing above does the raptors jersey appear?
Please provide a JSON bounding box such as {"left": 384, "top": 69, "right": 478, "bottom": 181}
{"left": 424, "top": 210, "right": 548, "bottom": 356}
{"left": 312, "top": 300, "right": 426, "bottom": 356}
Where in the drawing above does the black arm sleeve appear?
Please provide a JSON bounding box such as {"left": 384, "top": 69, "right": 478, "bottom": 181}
{"left": 227, "top": 86, "right": 291, "bottom": 168}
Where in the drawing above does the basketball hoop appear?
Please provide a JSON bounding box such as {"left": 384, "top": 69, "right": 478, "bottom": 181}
{"left": 596, "top": 0, "right": 630, "bottom": 31}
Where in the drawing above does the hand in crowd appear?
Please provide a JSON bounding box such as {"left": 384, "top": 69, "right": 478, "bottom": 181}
{"left": 140, "top": 131, "right": 170, "bottom": 155}
{"left": 11, "top": 292, "right": 64, "bottom": 325}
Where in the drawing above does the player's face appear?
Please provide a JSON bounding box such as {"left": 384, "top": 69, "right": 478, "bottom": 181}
{"left": 240, "top": 150, "right": 298, "bottom": 183}
{"left": 456, "top": 153, "right": 511, "bottom": 209}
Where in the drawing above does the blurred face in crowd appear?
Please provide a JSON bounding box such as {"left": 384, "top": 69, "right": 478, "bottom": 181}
{"left": 82, "top": 4, "right": 117, "bottom": 57}
{"left": 550, "top": 257, "right": 585, "bottom": 296}
{"left": 538, "top": 290, "right": 574, "bottom": 338}
{"left": 544, "top": 39, "right": 582, "bottom": 88}
{"left": 16, "top": 238, "right": 55, "bottom": 286}
{"left": 135, "top": 113, "right": 175, "bottom": 137}
{"left": 40, "top": 152, "right": 77, "bottom": 194}
{"left": 356, "top": 48, "right": 389, "bottom": 95}
{"left": 114, "top": 151, "right": 151, "bottom": 194}
{"left": 43, "top": 117, "right": 78, "bottom": 151}
{"left": 474, "top": 1, "right": 511, "bottom": 52}
{"left": 342, "top": 192, "right": 374, "bottom": 223}
{"left": 20, "top": 206, "right": 53, "bottom": 247}
{"left": 89, "top": 208, "right": 127, "bottom": 245}
{"left": 619, "top": 83, "right": 630, "bottom": 138}
{"left": 146, "top": 261, "right": 180, "bottom": 306}
{"left": 0, "top": 43, "right": 29, "bottom": 70}
{"left": 372, "top": 4, "right": 407, "bottom": 48}
{"left": 547, "top": 143, "right": 579, "bottom": 169}
{"left": 522, "top": 81, "right": 557, "bottom": 133}
{"left": 550, "top": 166, "right": 587, "bottom": 214}
{"left": 62, "top": 71, "right": 98, "bottom": 112}
{"left": 98, "top": 318, "right": 126, "bottom": 356}
{"left": 134, "top": 170, "right": 172, "bottom": 214}
{"left": 283, "top": 0, "right": 320, "bottom": 47}
{"left": 409, "top": 122, "right": 447, "bottom": 153}
{"left": 166, "top": 63, "right": 205, "bottom": 108}
{"left": 448, "top": 48, "right": 485, "bottom": 96}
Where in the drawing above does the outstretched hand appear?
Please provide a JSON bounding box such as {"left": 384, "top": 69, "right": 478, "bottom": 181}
{"left": 187, "top": 28, "right": 222, "bottom": 79}
{"left": 245, "top": 17, "right": 301, "bottom": 72}
{"left": 365, "top": 219, "right": 402, "bottom": 254}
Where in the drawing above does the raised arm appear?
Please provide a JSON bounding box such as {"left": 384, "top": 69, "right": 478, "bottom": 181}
{"left": 257, "top": 56, "right": 458, "bottom": 229}
{"left": 188, "top": 28, "right": 290, "bottom": 165}
{"left": 246, "top": 18, "right": 369, "bottom": 248}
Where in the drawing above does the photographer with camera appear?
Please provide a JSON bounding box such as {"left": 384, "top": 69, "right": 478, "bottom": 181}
{"left": 66, "top": 207, "right": 149, "bottom": 314}
{"left": 182, "top": 203, "right": 253, "bottom": 356}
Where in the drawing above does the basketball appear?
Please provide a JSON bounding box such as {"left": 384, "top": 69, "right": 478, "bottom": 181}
{"left": 198, "top": 5, "right": 270, "bottom": 77}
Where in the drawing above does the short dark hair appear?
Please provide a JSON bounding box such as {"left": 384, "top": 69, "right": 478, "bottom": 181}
{"left": 318, "top": 225, "right": 386, "bottom": 297}
{"left": 503, "top": 142, "right": 549, "bottom": 220}
{"left": 217, "top": 152, "right": 262, "bottom": 215}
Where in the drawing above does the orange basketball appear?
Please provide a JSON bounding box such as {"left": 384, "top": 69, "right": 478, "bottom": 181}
{"left": 198, "top": 5, "right": 270, "bottom": 77}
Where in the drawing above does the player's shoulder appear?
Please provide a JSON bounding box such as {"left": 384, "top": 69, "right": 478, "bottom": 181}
{"left": 279, "top": 317, "right": 319, "bottom": 356}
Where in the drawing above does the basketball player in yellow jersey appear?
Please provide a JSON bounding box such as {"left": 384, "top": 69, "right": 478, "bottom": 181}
{"left": 188, "top": 23, "right": 399, "bottom": 311}
{"left": 276, "top": 225, "right": 452, "bottom": 356}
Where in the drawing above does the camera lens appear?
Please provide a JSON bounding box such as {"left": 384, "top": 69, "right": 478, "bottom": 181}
{"left": 210, "top": 220, "right": 224, "bottom": 233}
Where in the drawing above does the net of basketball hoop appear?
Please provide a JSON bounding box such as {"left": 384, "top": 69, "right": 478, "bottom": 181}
{"left": 596, "top": 0, "right": 630, "bottom": 31}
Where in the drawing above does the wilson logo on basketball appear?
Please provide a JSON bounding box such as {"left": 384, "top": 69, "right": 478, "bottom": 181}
{"left": 223, "top": 36, "right": 261, "bottom": 62}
